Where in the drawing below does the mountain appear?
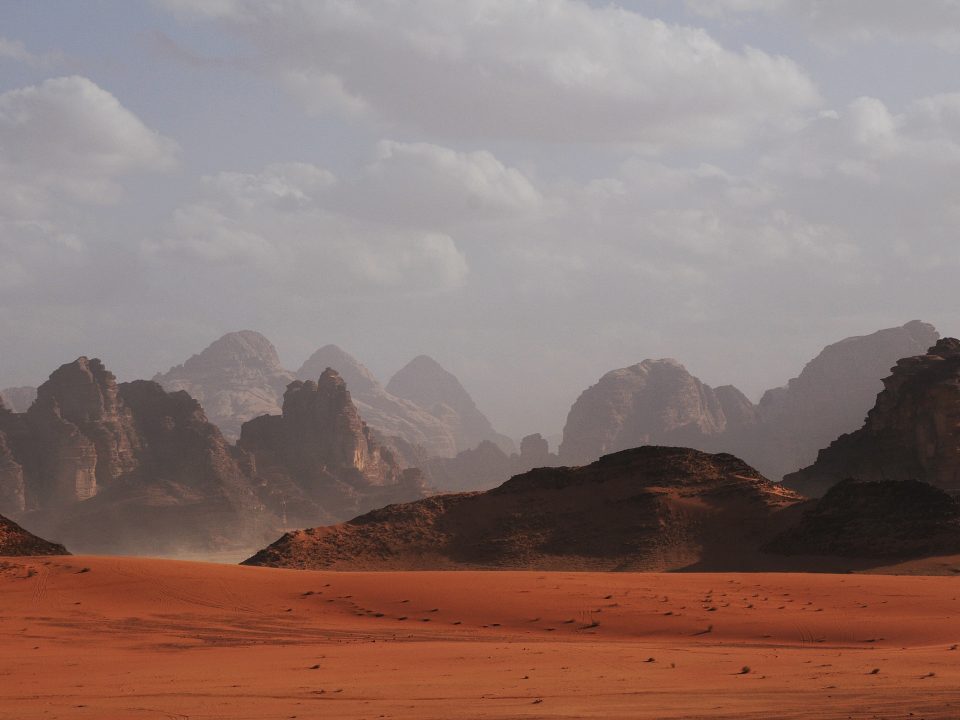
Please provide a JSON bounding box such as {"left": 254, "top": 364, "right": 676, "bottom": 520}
{"left": 558, "top": 359, "right": 757, "bottom": 466}
{"left": 242, "top": 446, "right": 801, "bottom": 571}
{"left": 296, "top": 345, "right": 458, "bottom": 457}
{"left": 0, "top": 513, "right": 68, "bottom": 556}
{"left": 557, "top": 321, "right": 940, "bottom": 480}
{"left": 4, "top": 357, "right": 278, "bottom": 554}
{"left": 422, "top": 433, "right": 560, "bottom": 492}
{"left": 386, "top": 355, "right": 515, "bottom": 453}
{"left": 783, "top": 337, "right": 960, "bottom": 498}
{"left": 768, "top": 478, "right": 960, "bottom": 559}
{"left": 756, "top": 320, "right": 939, "bottom": 480}
{"left": 239, "top": 368, "right": 429, "bottom": 527}
{"left": 0, "top": 386, "right": 36, "bottom": 413}
{"left": 153, "top": 331, "right": 295, "bottom": 442}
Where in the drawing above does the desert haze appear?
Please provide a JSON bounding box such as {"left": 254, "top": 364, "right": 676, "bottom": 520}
{"left": 6, "top": 1, "right": 960, "bottom": 719}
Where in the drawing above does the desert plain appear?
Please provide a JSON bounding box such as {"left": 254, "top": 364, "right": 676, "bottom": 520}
{"left": 3, "top": 556, "right": 960, "bottom": 719}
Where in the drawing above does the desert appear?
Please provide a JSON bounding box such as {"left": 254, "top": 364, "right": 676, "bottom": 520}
{"left": 4, "top": 555, "right": 960, "bottom": 720}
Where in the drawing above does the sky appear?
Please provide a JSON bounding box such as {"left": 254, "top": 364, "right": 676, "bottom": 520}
{"left": 2, "top": 0, "right": 960, "bottom": 440}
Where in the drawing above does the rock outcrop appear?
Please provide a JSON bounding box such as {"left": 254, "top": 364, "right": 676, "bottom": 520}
{"left": 153, "top": 331, "right": 295, "bottom": 442}
{"left": 557, "top": 321, "right": 939, "bottom": 481}
{"left": 386, "top": 355, "right": 514, "bottom": 454}
{"left": 243, "top": 446, "right": 801, "bottom": 571}
{"left": 0, "top": 514, "right": 68, "bottom": 556}
{"left": 422, "top": 433, "right": 560, "bottom": 492}
{"left": 756, "top": 320, "right": 939, "bottom": 479}
{"left": 768, "top": 478, "right": 960, "bottom": 558}
{"left": 558, "top": 360, "right": 757, "bottom": 466}
{"left": 0, "top": 399, "right": 26, "bottom": 516}
{"left": 784, "top": 338, "right": 960, "bottom": 498}
{"left": 4, "top": 358, "right": 280, "bottom": 554}
{"left": 239, "top": 368, "right": 428, "bottom": 527}
{"left": 297, "top": 345, "right": 458, "bottom": 457}
{"left": 0, "top": 386, "right": 36, "bottom": 413}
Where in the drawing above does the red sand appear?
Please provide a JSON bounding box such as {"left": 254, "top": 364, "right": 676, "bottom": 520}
{"left": 2, "top": 555, "right": 960, "bottom": 719}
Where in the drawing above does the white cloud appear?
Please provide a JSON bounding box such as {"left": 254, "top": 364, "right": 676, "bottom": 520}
{"left": 0, "top": 36, "right": 59, "bottom": 67}
{"left": 0, "top": 76, "right": 178, "bottom": 300}
{"left": 161, "top": 0, "right": 820, "bottom": 148}
{"left": 0, "top": 76, "right": 178, "bottom": 216}
{"left": 153, "top": 159, "right": 470, "bottom": 295}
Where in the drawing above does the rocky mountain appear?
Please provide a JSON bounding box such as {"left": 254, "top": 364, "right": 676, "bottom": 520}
{"left": 557, "top": 321, "right": 939, "bottom": 481}
{"left": 756, "top": 320, "right": 939, "bottom": 479}
{"left": 386, "top": 355, "right": 514, "bottom": 454}
{"left": 768, "top": 478, "right": 960, "bottom": 559}
{"left": 783, "top": 338, "right": 960, "bottom": 498}
{"left": 1, "top": 357, "right": 278, "bottom": 554}
{"left": 239, "top": 368, "right": 429, "bottom": 527}
{"left": 243, "top": 446, "right": 801, "bottom": 571}
{"left": 0, "top": 386, "right": 36, "bottom": 413}
{"left": 153, "top": 331, "right": 295, "bottom": 442}
{"left": 558, "top": 359, "right": 758, "bottom": 466}
{"left": 0, "top": 513, "right": 68, "bottom": 556}
{"left": 422, "top": 433, "right": 559, "bottom": 492}
{"left": 296, "top": 345, "right": 458, "bottom": 457}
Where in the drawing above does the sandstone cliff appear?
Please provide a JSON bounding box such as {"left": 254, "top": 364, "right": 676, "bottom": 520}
{"left": 756, "top": 320, "right": 939, "bottom": 479}
{"left": 297, "top": 345, "right": 458, "bottom": 457}
{"left": 386, "top": 355, "right": 515, "bottom": 454}
{"left": 243, "top": 446, "right": 801, "bottom": 571}
{"left": 783, "top": 338, "right": 960, "bottom": 498}
{"left": 239, "top": 368, "right": 428, "bottom": 527}
{"left": 0, "top": 513, "right": 68, "bottom": 556}
{"left": 153, "top": 331, "right": 295, "bottom": 442}
{"left": 558, "top": 359, "right": 757, "bottom": 466}
{"left": 4, "top": 358, "right": 280, "bottom": 554}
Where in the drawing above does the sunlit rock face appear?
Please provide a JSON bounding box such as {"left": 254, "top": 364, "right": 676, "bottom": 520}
{"left": 239, "top": 368, "right": 428, "bottom": 528}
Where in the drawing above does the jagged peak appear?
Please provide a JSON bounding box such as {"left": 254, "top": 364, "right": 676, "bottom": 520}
{"left": 297, "top": 344, "right": 380, "bottom": 395}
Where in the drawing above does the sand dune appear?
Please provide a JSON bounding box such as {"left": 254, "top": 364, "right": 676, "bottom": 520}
{"left": 2, "top": 556, "right": 960, "bottom": 719}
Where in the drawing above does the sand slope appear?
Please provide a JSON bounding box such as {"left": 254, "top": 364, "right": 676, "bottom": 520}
{"left": 2, "top": 556, "right": 960, "bottom": 719}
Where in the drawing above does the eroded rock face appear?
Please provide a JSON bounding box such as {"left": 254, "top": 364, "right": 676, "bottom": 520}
{"left": 0, "top": 400, "right": 25, "bottom": 516}
{"left": 239, "top": 368, "right": 428, "bottom": 527}
{"left": 0, "top": 513, "right": 68, "bottom": 556}
{"left": 2, "top": 358, "right": 280, "bottom": 554}
{"left": 154, "top": 331, "right": 295, "bottom": 442}
{"left": 559, "top": 360, "right": 755, "bottom": 466}
{"left": 387, "top": 355, "right": 514, "bottom": 454}
{"left": 756, "top": 320, "right": 939, "bottom": 480}
{"left": 243, "top": 446, "right": 801, "bottom": 571}
{"left": 421, "top": 433, "right": 560, "bottom": 492}
{"left": 25, "top": 357, "right": 141, "bottom": 507}
{"left": 783, "top": 338, "right": 960, "bottom": 498}
{"left": 297, "top": 345, "right": 458, "bottom": 457}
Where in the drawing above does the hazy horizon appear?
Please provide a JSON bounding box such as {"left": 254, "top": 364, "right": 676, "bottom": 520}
{"left": 3, "top": 1, "right": 960, "bottom": 438}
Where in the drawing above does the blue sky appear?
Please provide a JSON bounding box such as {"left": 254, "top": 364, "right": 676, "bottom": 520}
{"left": 2, "top": 1, "right": 960, "bottom": 439}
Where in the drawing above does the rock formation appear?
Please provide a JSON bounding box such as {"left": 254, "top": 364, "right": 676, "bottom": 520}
{"left": 243, "top": 446, "right": 801, "bottom": 571}
{"left": 0, "top": 513, "right": 68, "bottom": 556}
{"left": 4, "top": 358, "right": 280, "bottom": 554}
{"left": 153, "top": 331, "right": 295, "bottom": 442}
{"left": 783, "top": 338, "right": 960, "bottom": 498}
{"left": 386, "top": 355, "right": 514, "bottom": 453}
{"left": 557, "top": 321, "right": 939, "bottom": 481}
{"left": 0, "top": 386, "right": 36, "bottom": 413}
{"left": 768, "top": 478, "right": 960, "bottom": 558}
{"left": 756, "top": 320, "right": 939, "bottom": 479}
{"left": 422, "top": 433, "right": 560, "bottom": 492}
{"left": 0, "top": 399, "right": 26, "bottom": 516}
{"left": 558, "top": 359, "right": 757, "bottom": 466}
{"left": 239, "top": 368, "right": 428, "bottom": 527}
{"left": 297, "top": 345, "right": 458, "bottom": 457}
